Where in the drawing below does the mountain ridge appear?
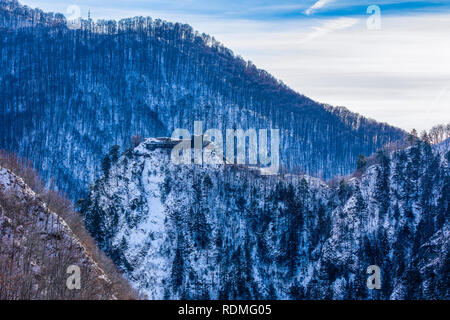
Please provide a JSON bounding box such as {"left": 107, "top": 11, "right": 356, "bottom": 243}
{"left": 0, "top": 0, "right": 407, "bottom": 200}
{"left": 81, "top": 137, "right": 449, "bottom": 299}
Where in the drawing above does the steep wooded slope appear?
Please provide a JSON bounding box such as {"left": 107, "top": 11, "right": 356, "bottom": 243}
{"left": 0, "top": 0, "right": 406, "bottom": 200}
{"left": 82, "top": 138, "right": 449, "bottom": 299}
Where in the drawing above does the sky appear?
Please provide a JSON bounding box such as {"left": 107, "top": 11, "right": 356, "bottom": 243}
{"left": 19, "top": 0, "right": 450, "bottom": 132}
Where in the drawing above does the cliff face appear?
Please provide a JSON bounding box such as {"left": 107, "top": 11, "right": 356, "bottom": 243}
{"left": 0, "top": 166, "right": 117, "bottom": 299}
{"left": 0, "top": 0, "right": 406, "bottom": 200}
{"left": 82, "top": 139, "right": 449, "bottom": 299}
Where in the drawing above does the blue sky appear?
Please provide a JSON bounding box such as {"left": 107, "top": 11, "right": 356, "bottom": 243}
{"left": 20, "top": 0, "right": 450, "bottom": 131}
{"left": 20, "top": 1, "right": 450, "bottom": 20}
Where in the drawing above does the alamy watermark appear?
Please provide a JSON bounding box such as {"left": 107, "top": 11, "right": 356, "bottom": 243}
{"left": 170, "top": 121, "right": 280, "bottom": 175}
{"left": 366, "top": 265, "right": 381, "bottom": 289}
{"left": 66, "top": 265, "right": 81, "bottom": 290}
{"left": 367, "top": 5, "right": 381, "bottom": 30}
{"left": 66, "top": 5, "right": 82, "bottom": 30}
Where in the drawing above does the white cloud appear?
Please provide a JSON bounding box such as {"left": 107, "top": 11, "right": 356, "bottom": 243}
{"left": 299, "top": 17, "right": 359, "bottom": 43}
{"left": 305, "top": 0, "right": 334, "bottom": 16}
{"left": 211, "top": 15, "right": 450, "bottom": 131}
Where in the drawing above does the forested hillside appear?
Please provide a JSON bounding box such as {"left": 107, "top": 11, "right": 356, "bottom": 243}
{"left": 81, "top": 138, "right": 449, "bottom": 299}
{"left": 0, "top": 0, "right": 406, "bottom": 200}
{"left": 0, "top": 151, "right": 136, "bottom": 299}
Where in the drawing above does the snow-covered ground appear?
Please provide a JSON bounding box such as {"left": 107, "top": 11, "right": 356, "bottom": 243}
{"left": 83, "top": 138, "right": 449, "bottom": 299}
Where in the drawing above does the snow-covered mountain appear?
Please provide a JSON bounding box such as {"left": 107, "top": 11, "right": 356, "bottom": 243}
{"left": 0, "top": 0, "right": 447, "bottom": 301}
{"left": 81, "top": 138, "right": 449, "bottom": 299}
{"left": 0, "top": 163, "right": 136, "bottom": 299}
{"left": 0, "top": 0, "right": 406, "bottom": 200}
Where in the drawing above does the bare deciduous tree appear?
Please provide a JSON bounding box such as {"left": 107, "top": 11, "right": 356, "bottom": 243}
{"left": 0, "top": 150, "right": 137, "bottom": 300}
